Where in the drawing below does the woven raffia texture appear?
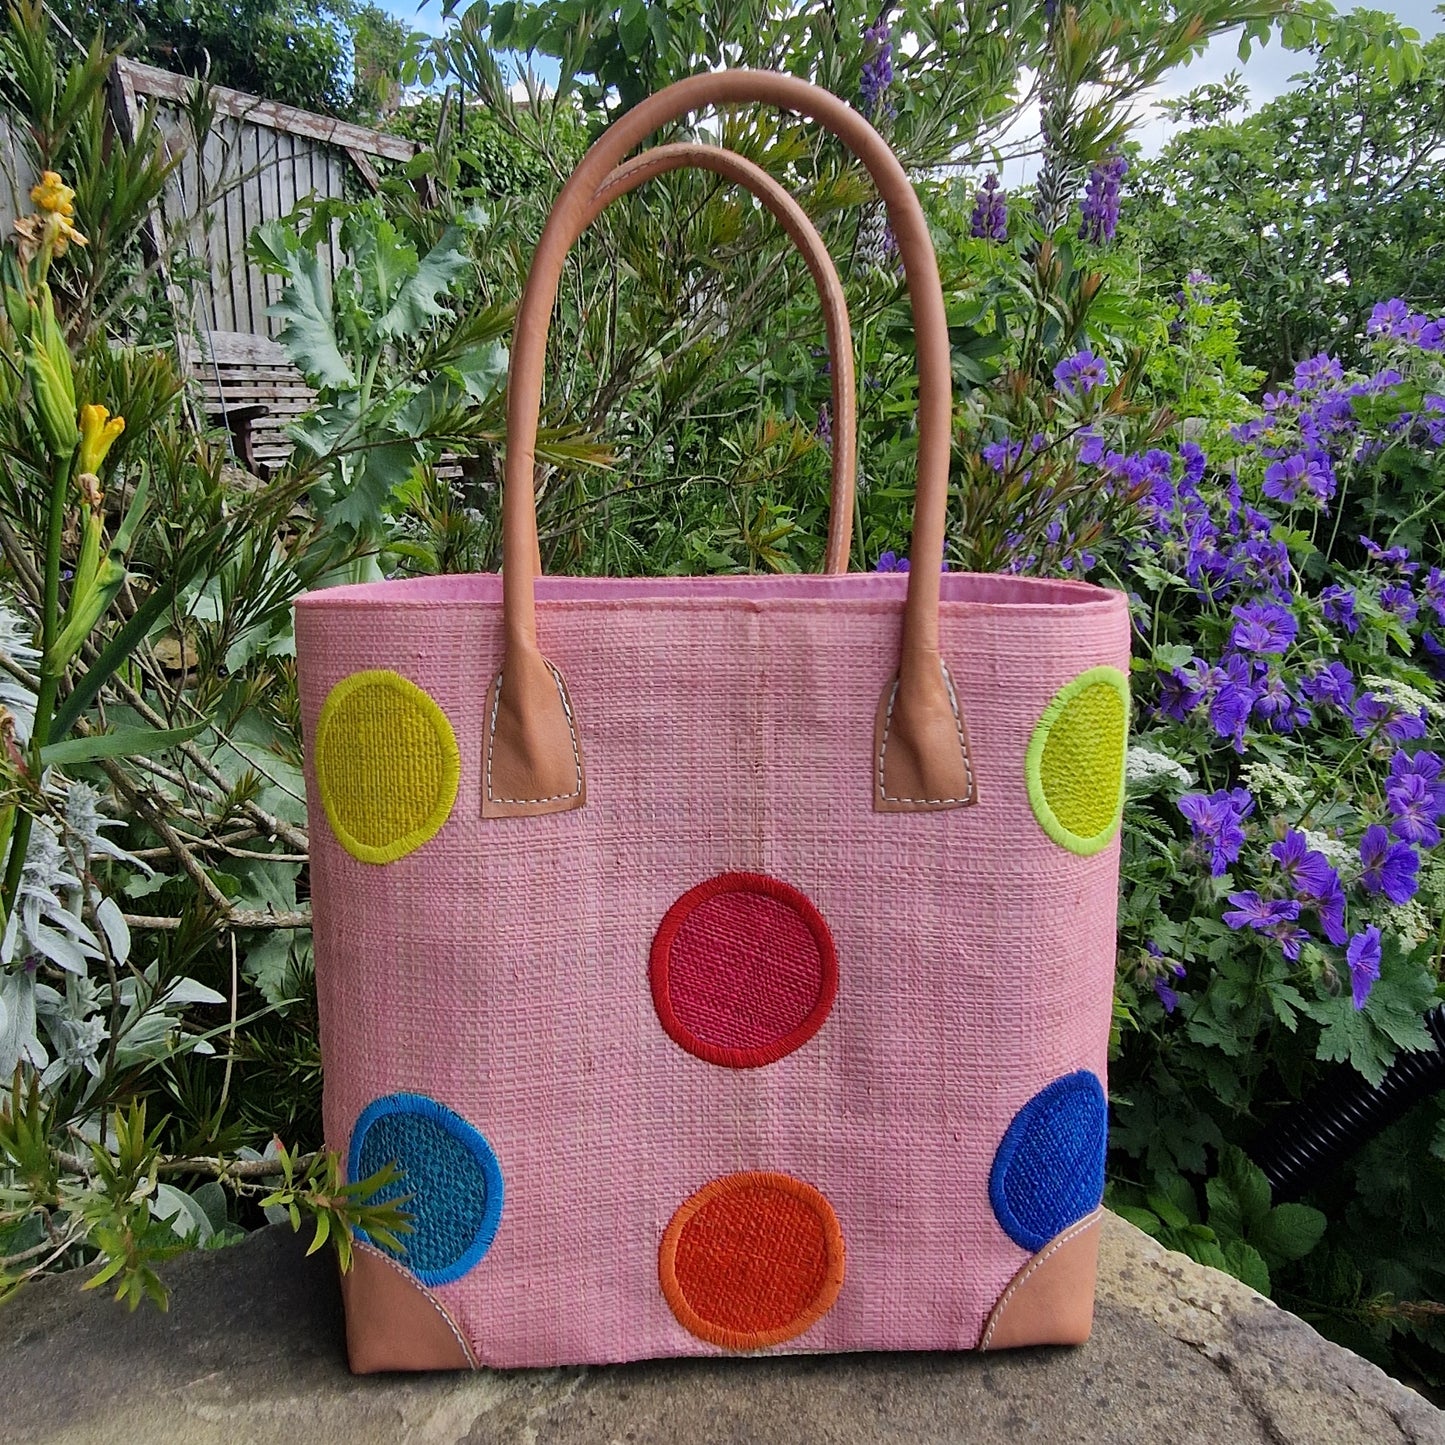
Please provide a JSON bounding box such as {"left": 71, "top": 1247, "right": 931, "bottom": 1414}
{"left": 295, "top": 570, "right": 1130, "bottom": 1366}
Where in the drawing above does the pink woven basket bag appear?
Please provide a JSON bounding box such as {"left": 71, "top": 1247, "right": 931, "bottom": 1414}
{"left": 295, "top": 70, "right": 1131, "bottom": 1373}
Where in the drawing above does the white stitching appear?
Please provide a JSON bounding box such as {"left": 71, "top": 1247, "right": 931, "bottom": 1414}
{"left": 978, "top": 1209, "right": 1102, "bottom": 1350}
{"left": 352, "top": 1240, "right": 478, "bottom": 1368}
{"left": 876, "top": 662, "right": 976, "bottom": 805}
{"left": 485, "top": 661, "right": 584, "bottom": 805}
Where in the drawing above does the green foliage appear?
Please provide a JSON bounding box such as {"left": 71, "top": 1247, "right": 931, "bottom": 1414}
{"left": 1114, "top": 1145, "right": 1326, "bottom": 1295}
{"left": 42, "top": 0, "right": 403, "bottom": 121}
{"left": 1122, "top": 27, "right": 1445, "bottom": 383}
{"left": 251, "top": 201, "right": 512, "bottom": 544}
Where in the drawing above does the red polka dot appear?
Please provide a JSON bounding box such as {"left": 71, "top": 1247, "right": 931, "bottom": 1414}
{"left": 650, "top": 872, "right": 837, "bottom": 1068}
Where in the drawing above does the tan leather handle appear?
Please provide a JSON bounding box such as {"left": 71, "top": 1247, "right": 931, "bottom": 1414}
{"left": 587, "top": 143, "right": 856, "bottom": 573}
{"left": 484, "top": 71, "right": 975, "bottom": 818}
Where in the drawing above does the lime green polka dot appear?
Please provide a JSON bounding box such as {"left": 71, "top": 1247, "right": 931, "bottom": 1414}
{"left": 1025, "top": 667, "right": 1130, "bottom": 856}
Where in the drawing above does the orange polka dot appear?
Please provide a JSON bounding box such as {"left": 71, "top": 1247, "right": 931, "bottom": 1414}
{"left": 659, "top": 1172, "right": 845, "bottom": 1350}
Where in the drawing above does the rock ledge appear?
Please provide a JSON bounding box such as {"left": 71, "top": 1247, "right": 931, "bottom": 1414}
{"left": 1, "top": 1212, "right": 1440, "bottom": 1444}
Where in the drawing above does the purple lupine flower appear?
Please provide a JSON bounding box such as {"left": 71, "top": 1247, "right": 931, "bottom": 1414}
{"left": 1380, "top": 584, "right": 1418, "bottom": 623}
{"left": 1229, "top": 600, "right": 1298, "bottom": 655}
{"left": 1078, "top": 151, "right": 1128, "bottom": 244}
{"left": 1178, "top": 787, "right": 1255, "bottom": 875}
{"left": 969, "top": 173, "right": 1008, "bottom": 241}
{"left": 1358, "top": 824, "right": 1419, "bottom": 904}
{"left": 1360, "top": 536, "right": 1418, "bottom": 573}
{"left": 1346, "top": 926, "right": 1382, "bottom": 1010}
{"left": 859, "top": 19, "right": 895, "bottom": 119}
{"left": 816, "top": 401, "right": 832, "bottom": 450}
{"left": 1320, "top": 585, "right": 1360, "bottom": 634}
{"left": 1054, "top": 349, "right": 1110, "bottom": 398}
{"left": 1300, "top": 661, "right": 1356, "bottom": 712}
{"left": 875, "top": 550, "right": 910, "bottom": 573}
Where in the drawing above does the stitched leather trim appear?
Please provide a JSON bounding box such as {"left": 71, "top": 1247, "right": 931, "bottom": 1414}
{"left": 481, "top": 651, "right": 587, "bottom": 818}
{"left": 873, "top": 662, "right": 977, "bottom": 812}
{"left": 978, "top": 1209, "right": 1102, "bottom": 1351}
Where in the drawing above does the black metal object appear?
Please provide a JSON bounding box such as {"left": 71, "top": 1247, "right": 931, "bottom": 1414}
{"left": 1252, "top": 1004, "right": 1445, "bottom": 1201}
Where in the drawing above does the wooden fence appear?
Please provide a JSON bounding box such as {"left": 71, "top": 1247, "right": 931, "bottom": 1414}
{"left": 111, "top": 60, "right": 417, "bottom": 338}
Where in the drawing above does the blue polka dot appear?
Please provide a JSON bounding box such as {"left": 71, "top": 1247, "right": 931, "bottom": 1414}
{"left": 989, "top": 1071, "right": 1107, "bottom": 1252}
{"left": 348, "top": 1093, "right": 504, "bottom": 1286}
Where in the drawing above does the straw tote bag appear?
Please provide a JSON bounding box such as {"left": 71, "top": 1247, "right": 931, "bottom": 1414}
{"left": 295, "top": 70, "right": 1131, "bottom": 1374}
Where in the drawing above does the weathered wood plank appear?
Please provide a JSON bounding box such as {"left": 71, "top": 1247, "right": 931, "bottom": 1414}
{"left": 117, "top": 60, "right": 417, "bottom": 163}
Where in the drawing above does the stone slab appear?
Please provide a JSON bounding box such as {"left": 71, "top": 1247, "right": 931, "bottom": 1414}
{"left": 0, "top": 1213, "right": 1440, "bottom": 1444}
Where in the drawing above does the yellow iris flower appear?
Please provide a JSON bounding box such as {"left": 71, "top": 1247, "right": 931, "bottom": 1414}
{"left": 78, "top": 403, "right": 125, "bottom": 474}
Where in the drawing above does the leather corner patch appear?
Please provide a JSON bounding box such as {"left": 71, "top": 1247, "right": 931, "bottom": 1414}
{"left": 339, "top": 1241, "right": 477, "bottom": 1373}
{"left": 977, "top": 1209, "right": 1103, "bottom": 1351}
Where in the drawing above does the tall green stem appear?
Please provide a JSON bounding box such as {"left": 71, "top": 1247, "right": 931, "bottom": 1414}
{"left": 1, "top": 451, "right": 75, "bottom": 921}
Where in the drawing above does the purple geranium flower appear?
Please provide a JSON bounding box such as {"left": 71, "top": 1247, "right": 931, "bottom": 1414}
{"left": 1211, "top": 655, "right": 1261, "bottom": 750}
{"left": 1263, "top": 454, "right": 1307, "bottom": 503}
{"left": 1223, "top": 891, "right": 1307, "bottom": 957}
{"left": 1294, "top": 354, "right": 1344, "bottom": 393}
{"left": 1423, "top": 632, "right": 1445, "bottom": 680}
{"left": 1389, "top": 750, "right": 1445, "bottom": 809}
{"left": 1054, "top": 349, "right": 1110, "bottom": 398}
{"left": 982, "top": 439, "right": 1024, "bottom": 472}
{"left": 1178, "top": 787, "right": 1255, "bottom": 875}
{"left": 1361, "top": 535, "right": 1418, "bottom": 573}
{"left": 1423, "top": 568, "right": 1445, "bottom": 624}
{"left": 1368, "top": 300, "right": 1411, "bottom": 338}
{"left": 1346, "top": 926, "right": 1382, "bottom": 1010}
{"left": 1271, "top": 829, "right": 1339, "bottom": 898}
{"left": 1151, "top": 957, "right": 1187, "bottom": 1014}
{"left": 1386, "top": 770, "right": 1443, "bottom": 848}
{"left": 875, "top": 550, "right": 910, "bottom": 573}
{"left": 1320, "top": 585, "right": 1360, "bottom": 634}
{"left": 1230, "top": 600, "right": 1298, "bottom": 655}
{"left": 1353, "top": 692, "right": 1429, "bottom": 742}
{"left": 1300, "top": 661, "right": 1356, "bottom": 712}
{"left": 1358, "top": 824, "right": 1419, "bottom": 904}
{"left": 1380, "top": 584, "right": 1418, "bottom": 623}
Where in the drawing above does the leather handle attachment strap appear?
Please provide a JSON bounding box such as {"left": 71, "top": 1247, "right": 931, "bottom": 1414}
{"left": 484, "top": 70, "right": 976, "bottom": 818}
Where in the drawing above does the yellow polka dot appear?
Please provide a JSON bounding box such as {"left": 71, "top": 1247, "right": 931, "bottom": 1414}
{"left": 1025, "top": 667, "right": 1129, "bottom": 856}
{"left": 315, "top": 670, "right": 460, "bottom": 865}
